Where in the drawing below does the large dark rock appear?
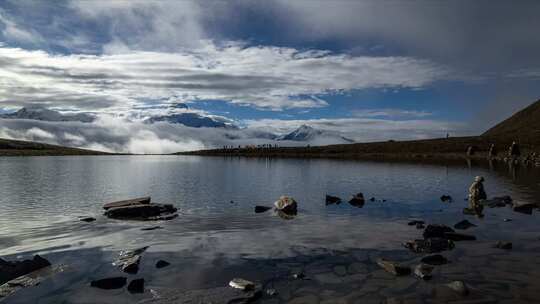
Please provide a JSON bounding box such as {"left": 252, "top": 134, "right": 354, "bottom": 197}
{"left": 0, "top": 255, "right": 51, "bottom": 285}
{"left": 404, "top": 238, "right": 455, "bottom": 254}
{"left": 423, "top": 225, "right": 455, "bottom": 239}
{"left": 103, "top": 197, "right": 151, "bottom": 210}
{"left": 90, "top": 277, "right": 127, "bottom": 289}
{"left": 453, "top": 220, "right": 476, "bottom": 230}
{"left": 104, "top": 203, "right": 177, "bottom": 220}
{"left": 325, "top": 195, "right": 342, "bottom": 205}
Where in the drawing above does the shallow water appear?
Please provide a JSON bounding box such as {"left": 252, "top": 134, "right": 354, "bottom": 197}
{"left": 0, "top": 156, "right": 539, "bottom": 303}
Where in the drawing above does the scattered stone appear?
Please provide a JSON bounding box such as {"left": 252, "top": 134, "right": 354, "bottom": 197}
{"left": 103, "top": 197, "right": 151, "bottom": 210}
{"left": 105, "top": 203, "right": 177, "bottom": 221}
{"left": 414, "top": 264, "right": 434, "bottom": 280}
{"left": 274, "top": 196, "right": 298, "bottom": 215}
{"left": 141, "top": 226, "right": 163, "bottom": 231}
{"left": 423, "top": 225, "right": 455, "bottom": 239}
{"left": 114, "top": 246, "right": 148, "bottom": 274}
{"left": 266, "top": 289, "right": 277, "bottom": 296}
{"left": 512, "top": 201, "right": 536, "bottom": 214}
{"left": 404, "top": 238, "right": 455, "bottom": 254}
{"left": 90, "top": 277, "right": 127, "bottom": 290}
{"left": 376, "top": 258, "right": 411, "bottom": 276}
{"left": 254, "top": 206, "right": 272, "bottom": 213}
{"left": 156, "top": 260, "right": 170, "bottom": 269}
{"left": 128, "top": 278, "right": 145, "bottom": 294}
{"left": 494, "top": 241, "right": 512, "bottom": 250}
{"left": 407, "top": 220, "right": 424, "bottom": 226}
{"left": 443, "top": 232, "right": 476, "bottom": 241}
{"left": 325, "top": 195, "right": 342, "bottom": 205}
{"left": 440, "top": 195, "right": 453, "bottom": 203}
{"left": 229, "top": 278, "right": 255, "bottom": 291}
{"left": 421, "top": 254, "right": 448, "bottom": 265}
{"left": 79, "top": 217, "right": 96, "bottom": 222}
{"left": 453, "top": 220, "right": 476, "bottom": 230}
{"left": 348, "top": 193, "right": 365, "bottom": 207}
{"left": 0, "top": 255, "right": 51, "bottom": 285}
{"left": 444, "top": 281, "right": 469, "bottom": 296}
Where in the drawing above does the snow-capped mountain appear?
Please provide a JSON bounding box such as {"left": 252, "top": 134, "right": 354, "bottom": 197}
{"left": 0, "top": 107, "right": 95, "bottom": 123}
{"left": 278, "top": 125, "right": 354, "bottom": 143}
{"left": 146, "top": 113, "right": 237, "bottom": 129}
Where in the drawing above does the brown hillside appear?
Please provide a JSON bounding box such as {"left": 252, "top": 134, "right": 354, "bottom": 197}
{"left": 0, "top": 138, "right": 110, "bottom": 156}
{"left": 483, "top": 99, "right": 540, "bottom": 144}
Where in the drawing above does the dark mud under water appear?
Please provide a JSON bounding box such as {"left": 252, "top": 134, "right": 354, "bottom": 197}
{"left": 0, "top": 156, "right": 539, "bottom": 303}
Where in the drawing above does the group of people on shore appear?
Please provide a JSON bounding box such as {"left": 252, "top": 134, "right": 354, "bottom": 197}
{"left": 467, "top": 141, "right": 539, "bottom": 166}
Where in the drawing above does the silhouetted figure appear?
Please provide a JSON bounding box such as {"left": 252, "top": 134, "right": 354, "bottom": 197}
{"left": 488, "top": 144, "right": 497, "bottom": 158}
{"left": 509, "top": 141, "right": 520, "bottom": 158}
{"left": 466, "top": 146, "right": 475, "bottom": 157}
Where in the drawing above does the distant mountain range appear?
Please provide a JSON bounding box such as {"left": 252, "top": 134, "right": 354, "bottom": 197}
{"left": 146, "top": 112, "right": 237, "bottom": 129}
{"left": 278, "top": 125, "right": 354, "bottom": 143}
{"left": 0, "top": 107, "right": 95, "bottom": 123}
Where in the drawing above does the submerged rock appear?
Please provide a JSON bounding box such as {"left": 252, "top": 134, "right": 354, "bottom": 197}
{"left": 494, "top": 241, "right": 512, "bottom": 250}
{"left": 128, "top": 278, "right": 145, "bottom": 294}
{"left": 404, "top": 238, "right": 455, "bottom": 254}
{"left": 376, "top": 258, "right": 411, "bottom": 276}
{"left": 453, "top": 220, "right": 476, "bottom": 230}
{"left": 421, "top": 254, "right": 449, "bottom": 265}
{"left": 79, "top": 217, "right": 96, "bottom": 222}
{"left": 325, "top": 195, "right": 342, "bottom": 205}
{"left": 0, "top": 255, "right": 51, "bottom": 285}
{"left": 90, "top": 277, "right": 127, "bottom": 290}
{"left": 254, "top": 206, "right": 272, "bottom": 213}
{"left": 414, "top": 264, "right": 434, "bottom": 280}
{"left": 104, "top": 203, "right": 177, "bottom": 221}
{"left": 274, "top": 196, "right": 298, "bottom": 215}
{"left": 229, "top": 278, "right": 255, "bottom": 291}
{"left": 348, "top": 193, "right": 365, "bottom": 207}
{"left": 156, "top": 260, "right": 170, "bottom": 269}
{"left": 103, "top": 197, "right": 151, "bottom": 210}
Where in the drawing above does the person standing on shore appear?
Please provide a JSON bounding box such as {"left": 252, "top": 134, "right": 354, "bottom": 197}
{"left": 488, "top": 144, "right": 497, "bottom": 159}
{"left": 509, "top": 141, "right": 521, "bottom": 158}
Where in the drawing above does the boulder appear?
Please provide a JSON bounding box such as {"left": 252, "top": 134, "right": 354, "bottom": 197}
{"left": 325, "top": 195, "right": 342, "bottom": 205}
{"left": 254, "top": 206, "right": 272, "bottom": 213}
{"left": 376, "top": 258, "right": 411, "bottom": 276}
{"left": 274, "top": 196, "right": 297, "bottom": 215}
{"left": 404, "top": 238, "right": 455, "bottom": 254}
{"left": 421, "top": 254, "right": 449, "bottom": 265}
{"left": 156, "top": 260, "right": 170, "bottom": 269}
{"left": 114, "top": 247, "right": 148, "bottom": 274}
{"left": 440, "top": 195, "right": 453, "bottom": 203}
{"left": 229, "top": 278, "right": 255, "bottom": 291}
{"left": 494, "top": 241, "right": 512, "bottom": 250}
{"left": 103, "top": 197, "right": 151, "bottom": 210}
{"left": 453, "top": 220, "right": 476, "bottom": 230}
{"left": 348, "top": 193, "right": 365, "bottom": 207}
{"left": 90, "top": 277, "right": 127, "bottom": 290}
{"left": 0, "top": 255, "right": 51, "bottom": 285}
{"left": 512, "top": 201, "right": 536, "bottom": 214}
{"left": 104, "top": 203, "right": 177, "bottom": 220}
{"left": 423, "top": 225, "right": 454, "bottom": 239}
{"left": 128, "top": 278, "right": 145, "bottom": 294}
{"left": 414, "top": 264, "right": 434, "bottom": 280}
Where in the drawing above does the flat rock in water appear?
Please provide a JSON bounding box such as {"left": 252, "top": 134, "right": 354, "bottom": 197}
{"left": 325, "top": 195, "right": 342, "bottom": 205}
{"left": 104, "top": 203, "right": 177, "bottom": 221}
{"left": 0, "top": 255, "right": 51, "bottom": 285}
{"left": 229, "top": 278, "right": 255, "bottom": 291}
{"left": 453, "top": 220, "right": 476, "bottom": 230}
{"left": 103, "top": 197, "right": 151, "bottom": 210}
{"left": 423, "top": 225, "right": 455, "bottom": 239}
{"left": 421, "top": 254, "right": 449, "bottom": 265}
{"left": 414, "top": 264, "right": 434, "bottom": 280}
{"left": 254, "top": 206, "right": 272, "bottom": 213}
{"left": 376, "top": 259, "right": 411, "bottom": 276}
{"left": 138, "top": 286, "right": 262, "bottom": 304}
{"left": 156, "top": 260, "right": 170, "bottom": 269}
{"left": 404, "top": 238, "right": 455, "bottom": 254}
{"left": 128, "top": 278, "right": 145, "bottom": 294}
{"left": 443, "top": 232, "right": 476, "bottom": 241}
{"left": 90, "top": 277, "right": 127, "bottom": 290}
{"left": 79, "top": 217, "right": 96, "bottom": 222}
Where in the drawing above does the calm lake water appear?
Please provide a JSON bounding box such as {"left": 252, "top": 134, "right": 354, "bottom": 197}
{"left": 1, "top": 156, "right": 540, "bottom": 303}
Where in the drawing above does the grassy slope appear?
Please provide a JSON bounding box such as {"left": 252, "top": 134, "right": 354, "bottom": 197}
{"left": 0, "top": 138, "right": 110, "bottom": 156}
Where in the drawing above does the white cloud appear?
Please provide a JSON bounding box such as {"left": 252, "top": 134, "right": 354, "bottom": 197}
{"left": 0, "top": 41, "right": 455, "bottom": 112}
{"left": 351, "top": 109, "right": 433, "bottom": 119}
{"left": 0, "top": 11, "right": 43, "bottom": 45}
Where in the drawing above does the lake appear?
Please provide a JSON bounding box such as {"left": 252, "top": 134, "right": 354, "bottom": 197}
{"left": 1, "top": 156, "right": 540, "bottom": 303}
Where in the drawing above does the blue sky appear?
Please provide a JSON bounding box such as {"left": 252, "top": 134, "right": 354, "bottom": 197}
{"left": 1, "top": 0, "right": 540, "bottom": 153}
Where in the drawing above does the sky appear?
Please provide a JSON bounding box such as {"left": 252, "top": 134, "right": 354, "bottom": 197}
{"left": 1, "top": 0, "right": 540, "bottom": 153}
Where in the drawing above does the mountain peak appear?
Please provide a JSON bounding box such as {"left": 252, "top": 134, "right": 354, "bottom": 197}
{"left": 483, "top": 98, "right": 540, "bottom": 141}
